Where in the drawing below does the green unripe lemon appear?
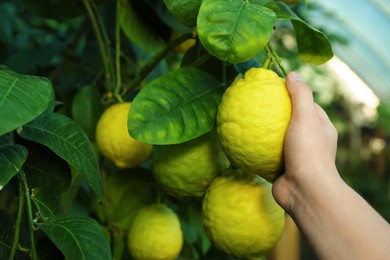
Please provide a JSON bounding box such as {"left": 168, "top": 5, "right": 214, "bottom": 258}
{"left": 152, "top": 132, "right": 230, "bottom": 198}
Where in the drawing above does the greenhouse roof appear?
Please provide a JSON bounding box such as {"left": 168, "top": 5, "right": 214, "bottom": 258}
{"left": 312, "top": 0, "right": 390, "bottom": 102}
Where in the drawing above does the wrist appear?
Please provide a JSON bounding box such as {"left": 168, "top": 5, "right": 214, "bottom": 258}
{"left": 279, "top": 165, "right": 342, "bottom": 216}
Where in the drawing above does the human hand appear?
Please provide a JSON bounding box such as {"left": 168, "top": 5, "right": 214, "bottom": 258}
{"left": 272, "top": 72, "right": 339, "bottom": 213}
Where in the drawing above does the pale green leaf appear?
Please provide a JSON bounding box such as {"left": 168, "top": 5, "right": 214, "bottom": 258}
{"left": 197, "top": 0, "right": 276, "bottom": 63}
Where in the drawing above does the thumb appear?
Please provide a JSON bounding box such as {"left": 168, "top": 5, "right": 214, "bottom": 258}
{"left": 286, "top": 72, "right": 317, "bottom": 119}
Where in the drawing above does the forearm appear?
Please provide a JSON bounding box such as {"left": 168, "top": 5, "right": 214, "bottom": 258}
{"left": 288, "top": 170, "right": 390, "bottom": 260}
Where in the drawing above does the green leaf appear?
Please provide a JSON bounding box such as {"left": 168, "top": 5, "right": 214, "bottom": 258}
{"left": 0, "top": 144, "right": 28, "bottom": 190}
{"left": 32, "top": 188, "right": 63, "bottom": 220}
{"left": 128, "top": 67, "right": 223, "bottom": 145}
{"left": 119, "top": 0, "right": 165, "bottom": 54}
{"left": 0, "top": 66, "right": 54, "bottom": 136}
{"left": 163, "top": 0, "right": 202, "bottom": 27}
{"left": 38, "top": 215, "right": 112, "bottom": 260}
{"left": 71, "top": 85, "right": 103, "bottom": 140}
{"left": 271, "top": 1, "right": 333, "bottom": 64}
{"left": 197, "top": 0, "right": 276, "bottom": 64}
{"left": 17, "top": 111, "right": 102, "bottom": 197}
{"left": 23, "top": 140, "right": 71, "bottom": 194}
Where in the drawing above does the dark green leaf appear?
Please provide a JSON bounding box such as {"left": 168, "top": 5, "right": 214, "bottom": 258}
{"left": 17, "top": 111, "right": 102, "bottom": 197}
{"left": 197, "top": 0, "right": 276, "bottom": 63}
{"left": 271, "top": 1, "right": 333, "bottom": 64}
{"left": 0, "top": 144, "right": 27, "bottom": 190}
{"left": 71, "top": 85, "right": 103, "bottom": 140}
{"left": 128, "top": 67, "right": 223, "bottom": 145}
{"left": 119, "top": 0, "right": 165, "bottom": 54}
{"left": 0, "top": 66, "right": 54, "bottom": 136}
{"left": 292, "top": 20, "right": 334, "bottom": 65}
{"left": 32, "top": 188, "right": 63, "bottom": 220}
{"left": 38, "top": 215, "right": 112, "bottom": 260}
{"left": 23, "top": 141, "right": 71, "bottom": 195}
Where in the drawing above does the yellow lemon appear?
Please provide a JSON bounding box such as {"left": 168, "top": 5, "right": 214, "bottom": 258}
{"left": 170, "top": 30, "right": 197, "bottom": 53}
{"left": 202, "top": 169, "right": 285, "bottom": 258}
{"left": 127, "top": 203, "right": 183, "bottom": 260}
{"left": 217, "top": 68, "right": 291, "bottom": 181}
{"left": 95, "top": 102, "right": 152, "bottom": 168}
{"left": 152, "top": 132, "right": 230, "bottom": 198}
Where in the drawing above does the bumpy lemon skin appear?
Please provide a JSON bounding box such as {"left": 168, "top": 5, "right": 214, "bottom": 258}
{"left": 217, "top": 68, "right": 292, "bottom": 181}
{"left": 95, "top": 102, "right": 152, "bottom": 168}
{"left": 127, "top": 204, "right": 183, "bottom": 260}
{"left": 152, "top": 132, "right": 230, "bottom": 198}
{"left": 202, "top": 169, "right": 285, "bottom": 258}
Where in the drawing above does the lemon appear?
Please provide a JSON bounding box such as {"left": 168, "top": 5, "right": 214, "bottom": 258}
{"left": 95, "top": 102, "right": 152, "bottom": 168}
{"left": 217, "top": 68, "right": 291, "bottom": 182}
{"left": 127, "top": 203, "right": 183, "bottom": 260}
{"left": 170, "top": 30, "right": 197, "bottom": 54}
{"left": 152, "top": 132, "right": 230, "bottom": 198}
{"left": 202, "top": 168, "right": 285, "bottom": 258}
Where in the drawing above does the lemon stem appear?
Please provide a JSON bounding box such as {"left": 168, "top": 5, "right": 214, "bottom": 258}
{"left": 264, "top": 43, "right": 287, "bottom": 78}
{"left": 20, "top": 170, "right": 38, "bottom": 260}
{"left": 261, "top": 56, "right": 273, "bottom": 69}
{"left": 82, "top": 0, "right": 115, "bottom": 93}
{"left": 8, "top": 174, "right": 25, "bottom": 260}
{"left": 114, "top": 0, "right": 123, "bottom": 103}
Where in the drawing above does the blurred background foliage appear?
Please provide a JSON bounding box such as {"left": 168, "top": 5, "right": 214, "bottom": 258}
{"left": 1, "top": 0, "right": 390, "bottom": 259}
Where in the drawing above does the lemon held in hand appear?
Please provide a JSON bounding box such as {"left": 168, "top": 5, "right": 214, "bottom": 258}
{"left": 202, "top": 169, "right": 285, "bottom": 258}
{"left": 96, "top": 102, "right": 152, "bottom": 168}
{"left": 217, "top": 68, "right": 291, "bottom": 181}
{"left": 127, "top": 203, "right": 183, "bottom": 260}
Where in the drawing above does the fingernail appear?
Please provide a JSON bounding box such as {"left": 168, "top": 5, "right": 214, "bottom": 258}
{"left": 289, "top": 72, "right": 302, "bottom": 81}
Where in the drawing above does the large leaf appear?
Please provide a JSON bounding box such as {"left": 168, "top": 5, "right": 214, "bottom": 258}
{"left": 71, "top": 85, "right": 103, "bottom": 140}
{"left": 0, "top": 66, "right": 54, "bottom": 136}
{"left": 128, "top": 67, "right": 223, "bottom": 145}
{"left": 17, "top": 111, "right": 102, "bottom": 197}
{"left": 38, "top": 215, "right": 112, "bottom": 260}
{"left": 119, "top": 0, "right": 165, "bottom": 54}
{"left": 0, "top": 144, "right": 28, "bottom": 190}
{"left": 270, "top": 1, "right": 333, "bottom": 64}
{"left": 21, "top": 141, "right": 71, "bottom": 219}
{"left": 197, "top": 0, "right": 276, "bottom": 64}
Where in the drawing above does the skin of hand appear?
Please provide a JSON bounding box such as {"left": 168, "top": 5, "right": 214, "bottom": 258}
{"left": 272, "top": 72, "right": 390, "bottom": 260}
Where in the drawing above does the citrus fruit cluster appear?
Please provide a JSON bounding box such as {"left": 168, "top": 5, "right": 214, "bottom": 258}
{"left": 95, "top": 68, "right": 290, "bottom": 259}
